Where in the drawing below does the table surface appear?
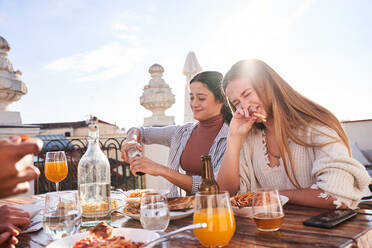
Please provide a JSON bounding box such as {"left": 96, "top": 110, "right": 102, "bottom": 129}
{"left": 1, "top": 195, "right": 372, "bottom": 248}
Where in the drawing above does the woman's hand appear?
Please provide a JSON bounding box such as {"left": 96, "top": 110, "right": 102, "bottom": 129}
{"left": 129, "top": 156, "right": 164, "bottom": 176}
{"left": 0, "top": 205, "right": 30, "bottom": 231}
{"left": 121, "top": 141, "right": 143, "bottom": 163}
{"left": 0, "top": 223, "right": 20, "bottom": 248}
{"left": 229, "top": 107, "right": 257, "bottom": 138}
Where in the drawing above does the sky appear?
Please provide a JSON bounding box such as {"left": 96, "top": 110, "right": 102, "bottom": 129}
{"left": 1, "top": 0, "right": 372, "bottom": 130}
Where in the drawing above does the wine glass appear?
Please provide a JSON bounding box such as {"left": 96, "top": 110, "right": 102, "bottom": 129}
{"left": 44, "top": 151, "right": 68, "bottom": 193}
{"left": 193, "top": 191, "right": 236, "bottom": 247}
{"left": 252, "top": 189, "right": 284, "bottom": 232}
{"left": 43, "top": 191, "right": 81, "bottom": 240}
{"left": 140, "top": 192, "right": 170, "bottom": 232}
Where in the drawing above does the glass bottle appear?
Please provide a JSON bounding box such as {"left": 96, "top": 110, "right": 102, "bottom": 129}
{"left": 198, "top": 155, "right": 220, "bottom": 194}
{"left": 78, "top": 117, "right": 111, "bottom": 227}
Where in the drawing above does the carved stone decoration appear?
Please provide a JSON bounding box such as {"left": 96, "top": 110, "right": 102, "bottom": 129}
{"left": 0, "top": 36, "right": 27, "bottom": 112}
{"left": 0, "top": 36, "right": 39, "bottom": 138}
{"left": 140, "top": 64, "right": 175, "bottom": 127}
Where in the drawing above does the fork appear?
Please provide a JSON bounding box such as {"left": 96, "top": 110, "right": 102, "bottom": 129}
{"left": 141, "top": 222, "right": 207, "bottom": 248}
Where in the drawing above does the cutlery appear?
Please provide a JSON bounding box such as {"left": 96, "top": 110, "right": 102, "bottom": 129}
{"left": 141, "top": 222, "right": 207, "bottom": 248}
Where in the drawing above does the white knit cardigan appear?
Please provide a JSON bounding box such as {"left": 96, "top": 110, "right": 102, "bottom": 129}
{"left": 238, "top": 125, "right": 372, "bottom": 209}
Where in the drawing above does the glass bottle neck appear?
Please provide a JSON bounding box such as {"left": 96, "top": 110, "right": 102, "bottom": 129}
{"left": 202, "top": 159, "right": 214, "bottom": 180}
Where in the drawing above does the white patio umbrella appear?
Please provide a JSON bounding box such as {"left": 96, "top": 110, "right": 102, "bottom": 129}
{"left": 182, "top": 51, "right": 202, "bottom": 124}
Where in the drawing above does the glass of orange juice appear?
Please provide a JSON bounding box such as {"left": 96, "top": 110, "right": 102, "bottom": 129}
{"left": 193, "top": 191, "right": 235, "bottom": 247}
{"left": 45, "top": 151, "right": 68, "bottom": 193}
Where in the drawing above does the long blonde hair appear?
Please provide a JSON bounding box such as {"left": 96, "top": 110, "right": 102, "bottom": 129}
{"left": 223, "top": 59, "right": 351, "bottom": 188}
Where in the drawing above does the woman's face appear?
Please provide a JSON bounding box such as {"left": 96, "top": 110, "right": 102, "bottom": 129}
{"left": 189, "top": 82, "right": 223, "bottom": 121}
{"left": 225, "top": 77, "right": 267, "bottom": 122}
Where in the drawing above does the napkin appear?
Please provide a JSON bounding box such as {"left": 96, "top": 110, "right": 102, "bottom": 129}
{"left": 14, "top": 203, "right": 43, "bottom": 218}
{"left": 22, "top": 217, "right": 43, "bottom": 233}
{"left": 12, "top": 202, "right": 44, "bottom": 233}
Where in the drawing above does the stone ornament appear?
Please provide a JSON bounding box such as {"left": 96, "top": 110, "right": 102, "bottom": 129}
{"left": 140, "top": 64, "right": 175, "bottom": 126}
{"left": 0, "top": 36, "right": 27, "bottom": 111}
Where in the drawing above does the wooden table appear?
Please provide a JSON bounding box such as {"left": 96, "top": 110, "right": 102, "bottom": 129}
{"left": 1, "top": 196, "right": 372, "bottom": 248}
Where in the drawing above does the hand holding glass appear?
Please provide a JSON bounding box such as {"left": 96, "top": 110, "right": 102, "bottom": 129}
{"left": 252, "top": 189, "right": 284, "bottom": 232}
{"left": 193, "top": 191, "right": 235, "bottom": 247}
{"left": 45, "top": 151, "right": 68, "bottom": 192}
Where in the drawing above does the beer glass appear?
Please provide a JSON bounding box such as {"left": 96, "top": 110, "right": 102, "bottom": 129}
{"left": 193, "top": 191, "right": 235, "bottom": 247}
{"left": 252, "top": 189, "right": 284, "bottom": 232}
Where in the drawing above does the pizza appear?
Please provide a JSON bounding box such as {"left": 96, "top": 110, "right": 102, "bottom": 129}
{"left": 167, "top": 196, "right": 195, "bottom": 211}
{"left": 252, "top": 112, "right": 267, "bottom": 122}
{"left": 122, "top": 196, "right": 195, "bottom": 215}
{"left": 73, "top": 222, "right": 144, "bottom": 248}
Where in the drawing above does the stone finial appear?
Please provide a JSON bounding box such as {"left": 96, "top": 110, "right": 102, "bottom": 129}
{"left": 140, "top": 64, "right": 175, "bottom": 127}
{"left": 0, "top": 36, "right": 27, "bottom": 112}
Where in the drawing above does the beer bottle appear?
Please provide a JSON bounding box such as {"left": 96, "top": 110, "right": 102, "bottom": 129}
{"left": 198, "top": 155, "right": 220, "bottom": 194}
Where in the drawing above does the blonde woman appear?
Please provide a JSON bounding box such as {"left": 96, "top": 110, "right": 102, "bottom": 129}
{"left": 218, "top": 59, "right": 371, "bottom": 209}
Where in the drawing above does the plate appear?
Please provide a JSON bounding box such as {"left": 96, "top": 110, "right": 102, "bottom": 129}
{"left": 46, "top": 227, "right": 160, "bottom": 248}
{"left": 122, "top": 208, "right": 194, "bottom": 221}
{"left": 110, "top": 191, "right": 127, "bottom": 212}
{"left": 232, "top": 195, "right": 289, "bottom": 218}
{"left": 124, "top": 189, "right": 170, "bottom": 204}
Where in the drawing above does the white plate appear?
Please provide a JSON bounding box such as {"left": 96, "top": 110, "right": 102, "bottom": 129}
{"left": 124, "top": 189, "right": 170, "bottom": 204}
{"left": 46, "top": 227, "right": 160, "bottom": 248}
{"left": 122, "top": 208, "right": 194, "bottom": 221}
{"left": 232, "top": 195, "right": 289, "bottom": 218}
{"left": 110, "top": 191, "right": 127, "bottom": 212}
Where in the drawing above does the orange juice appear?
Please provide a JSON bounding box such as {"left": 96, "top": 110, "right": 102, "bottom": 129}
{"left": 193, "top": 207, "right": 235, "bottom": 247}
{"left": 45, "top": 161, "right": 68, "bottom": 183}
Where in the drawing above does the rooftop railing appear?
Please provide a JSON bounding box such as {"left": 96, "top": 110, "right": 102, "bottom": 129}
{"left": 33, "top": 136, "right": 145, "bottom": 194}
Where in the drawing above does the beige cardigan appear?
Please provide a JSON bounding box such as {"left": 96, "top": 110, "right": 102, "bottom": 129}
{"left": 238, "top": 125, "right": 372, "bottom": 209}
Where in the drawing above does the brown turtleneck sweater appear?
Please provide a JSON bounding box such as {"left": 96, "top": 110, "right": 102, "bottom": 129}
{"left": 180, "top": 114, "right": 224, "bottom": 176}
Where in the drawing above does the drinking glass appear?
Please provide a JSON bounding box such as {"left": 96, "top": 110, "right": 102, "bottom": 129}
{"left": 43, "top": 191, "right": 81, "bottom": 240}
{"left": 45, "top": 151, "right": 68, "bottom": 193}
{"left": 140, "top": 192, "right": 170, "bottom": 232}
{"left": 252, "top": 189, "right": 284, "bottom": 232}
{"left": 193, "top": 191, "right": 236, "bottom": 247}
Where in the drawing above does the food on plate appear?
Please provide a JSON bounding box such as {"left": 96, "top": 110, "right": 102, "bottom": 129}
{"left": 73, "top": 222, "right": 144, "bottom": 248}
{"left": 90, "top": 222, "right": 113, "bottom": 239}
{"left": 128, "top": 190, "right": 151, "bottom": 198}
{"left": 81, "top": 199, "right": 118, "bottom": 214}
{"left": 123, "top": 203, "right": 140, "bottom": 215}
{"left": 168, "top": 196, "right": 195, "bottom": 211}
{"left": 231, "top": 192, "right": 254, "bottom": 208}
{"left": 231, "top": 192, "right": 269, "bottom": 208}
{"left": 123, "top": 196, "right": 195, "bottom": 215}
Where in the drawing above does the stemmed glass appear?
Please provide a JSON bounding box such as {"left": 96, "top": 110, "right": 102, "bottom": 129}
{"left": 140, "top": 192, "right": 170, "bottom": 232}
{"left": 193, "top": 191, "right": 236, "bottom": 247}
{"left": 252, "top": 189, "right": 284, "bottom": 232}
{"left": 44, "top": 151, "right": 68, "bottom": 193}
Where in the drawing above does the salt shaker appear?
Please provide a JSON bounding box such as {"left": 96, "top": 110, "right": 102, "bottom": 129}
{"left": 126, "top": 144, "right": 145, "bottom": 176}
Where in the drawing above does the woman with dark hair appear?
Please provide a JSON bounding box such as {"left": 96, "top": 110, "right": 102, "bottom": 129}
{"left": 121, "top": 71, "right": 231, "bottom": 196}
{"left": 218, "top": 59, "right": 371, "bottom": 209}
